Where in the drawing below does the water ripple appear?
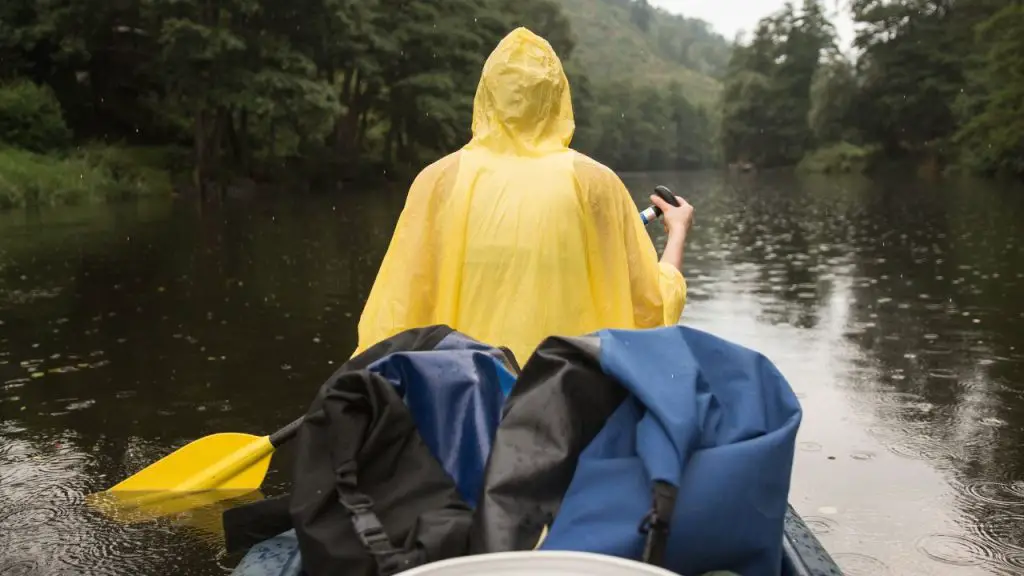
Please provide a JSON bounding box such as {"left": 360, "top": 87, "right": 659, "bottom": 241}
{"left": 831, "top": 552, "right": 890, "bottom": 575}
{"left": 960, "top": 481, "right": 1024, "bottom": 507}
{"left": 801, "top": 515, "right": 839, "bottom": 535}
{"left": 0, "top": 560, "right": 38, "bottom": 576}
{"left": 0, "top": 432, "right": 217, "bottom": 575}
{"left": 55, "top": 524, "right": 179, "bottom": 576}
{"left": 914, "top": 533, "right": 993, "bottom": 566}
{"left": 0, "top": 507, "right": 60, "bottom": 531}
{"left": 883, "top": 437, "right": 963, "bottom": 463}
{"left": 974, "top": 514, "right": 1024, "bottom": 554}
{"left": 1002, "top": 550, "right": 1024, "bottom": 572}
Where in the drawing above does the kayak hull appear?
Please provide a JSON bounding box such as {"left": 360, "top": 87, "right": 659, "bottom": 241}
{"left": 229, "top": 504, "right": 840, "bottom": 576}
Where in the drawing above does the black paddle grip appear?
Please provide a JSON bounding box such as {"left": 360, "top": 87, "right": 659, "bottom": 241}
{"left": 654, "top": 185, "right": 680, "bottom": 207}
{"left": 649, "top": 185, "right": 681, "bottom": 219}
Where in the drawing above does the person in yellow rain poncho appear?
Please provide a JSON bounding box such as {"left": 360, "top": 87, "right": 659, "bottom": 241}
{"left": 354, "top": 27, "right": 695, "bottom": 364}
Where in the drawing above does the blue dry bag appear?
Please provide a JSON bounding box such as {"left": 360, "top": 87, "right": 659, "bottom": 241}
{"left": 474, "top": 325, "right": 802, "bottom": 576}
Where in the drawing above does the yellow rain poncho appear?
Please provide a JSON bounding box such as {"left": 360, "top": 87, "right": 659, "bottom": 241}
{"left": 355, "top": 27, "right": 686, "bottom": 363}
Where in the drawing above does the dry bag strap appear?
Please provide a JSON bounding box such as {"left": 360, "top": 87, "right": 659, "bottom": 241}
{"left": 335, "top": 463, "right": 424, "bottom": 576}
{"left": 638, "top": 480, "right": 678, "bottom": 567}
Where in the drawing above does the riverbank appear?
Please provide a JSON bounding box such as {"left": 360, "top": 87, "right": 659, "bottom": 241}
{"left": 0, "top": 146, "right": 180, "bottom": 210}
{"left": 797, "top": 142, "right": 882, "bottom": 175}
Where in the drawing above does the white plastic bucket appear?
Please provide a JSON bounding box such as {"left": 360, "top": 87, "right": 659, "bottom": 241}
{"left": 398, "top": 551, "right": 681, "bottom": 576}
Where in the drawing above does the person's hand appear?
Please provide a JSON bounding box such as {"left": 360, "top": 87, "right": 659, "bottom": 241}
{"left": 650, "top": 194, "right": 694, "bottom": 238}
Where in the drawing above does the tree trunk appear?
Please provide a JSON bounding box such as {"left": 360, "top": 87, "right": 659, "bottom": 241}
{"left": 226, "top": 109, "right": 241, "bottom": 166}
{"left": 334, "top": 69, "right": 360, "bottom": 154}
{"left": 239, "top": 109, "right": 250, "bottom": 175}
{"left": 356, "top": 108, "right": 369, "bottom": 151}
{"left": 385, "top": 114, "right": 398, "bottom": 167}
{"left": 193, "top": 105, "right": 207, "bottom": 202}
{"left": 270, "top": 120, "right": 277, "bottom": 160}
{"left": 210, "top": 108, "right": 227, "bottom": 201}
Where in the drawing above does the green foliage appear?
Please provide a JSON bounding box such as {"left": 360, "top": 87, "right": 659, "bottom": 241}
{"left": 76, "top": 145, "right": 179, "bottom": 199}
{"left": 544, "top": 0, "right": 725, "bottom": 171}
{"left": 845, "top": 0, "right": 1022, "bottom": 176}
{"left": 718, "top": 0, "right": 1022, "bottom": 179}
{"left": 0, "top": 0, "right": 730, "bottom": 203}
{"left": 797, "top": 142, "right": 879, "bottom": 174}
{"left": 0, "top": 80, "right": 72, "bottom": 152}
{"left": 0, "top": 146, "right": 172, "bottom": 209}
{"left": 849, "top": 0, "right": 965, "bottom": 153}
{"left": 0, "top": 148, "right": 101, "bottom": 208}
{"left": 579, "top": 80, "right": 715, "bottom": 171}
{"left": 719, "top": 1, "right": 838, "bottom": 167}
{"left": 553, "top": 0, "right": 728, "bottom": 106}
{"left": 1, "top": 0, "right": 1020, "bottom": 194}
{"left": 953, "top": 4, "right": 1024, "bottom": 178}
{"left": 808, "top": 56, "right": 857, "bottom": 145}
{"left": 630, "top": 0, "right": 652, "bottom": 32}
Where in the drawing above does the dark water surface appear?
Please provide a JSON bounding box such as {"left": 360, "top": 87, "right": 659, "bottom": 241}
{"left": 2, "top": 170, "right": 1023, "bottom": 575}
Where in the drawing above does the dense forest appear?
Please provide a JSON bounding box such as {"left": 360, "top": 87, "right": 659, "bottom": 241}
{"left": 1, "top": 0, "right": 1021, "bottom": 208}
{"left": 720, "top": 0, "right": 1024, "bottom": 178}
{"left": 556, "top": 0, "right": 728, "bottom": 170}
{"left": 0, "top": 0, "right": 727, "bottom": 207}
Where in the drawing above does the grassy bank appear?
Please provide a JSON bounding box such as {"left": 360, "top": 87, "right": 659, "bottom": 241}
{"left": 0, "top": 145, "right": 180, "bottom": 210}
{"left": 797, "top": 142, "right": 881, "bottom": 175}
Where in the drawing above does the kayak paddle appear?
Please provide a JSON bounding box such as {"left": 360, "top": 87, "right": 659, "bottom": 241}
{"left": 87, "top": 415, "right": 304, "bottom": 520}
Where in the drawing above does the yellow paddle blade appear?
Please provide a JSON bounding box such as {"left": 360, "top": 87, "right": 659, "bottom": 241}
{"left": 86, "top": 488, "right": 263, "bottom": 525}
{"left": 86, "top": 432, "right": 276, "bottom": 525}
{"left": 109, "top": 432, "right": 274, "bottom": 493}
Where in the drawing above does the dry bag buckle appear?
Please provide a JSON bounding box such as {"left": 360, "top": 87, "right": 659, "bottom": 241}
{"left": 331, "top": 463, "right": 421, "bottom": 575}
{"left": 350, "top": 507, "right": 392, "bottom": 551}
{"left": 333, "top": 469, "right": 392, "bottom": 552}
{"left": 337, "top": 495, "right": 391, "bottom": 552}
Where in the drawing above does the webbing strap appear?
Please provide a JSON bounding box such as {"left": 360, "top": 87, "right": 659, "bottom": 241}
{"left": 335, "top": 463, "right": 425, "bottom": 575}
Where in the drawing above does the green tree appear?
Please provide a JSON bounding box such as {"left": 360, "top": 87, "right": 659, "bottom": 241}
{"left": 849, "top": 0, "right": 958, "bottom": 153}
{"left": 718, "top": 1, "right": 837, "bottom": 167}
{"left": 954, "top": 4, "right": 1024, "bottom": 177}
{"left": 0, "top": 80, "right": 73, "bottom": 151}
{"left": 808, "top": 54, "right": 857, "bottom": 145}
{"left": 631, "top": 0, "right": 652, "bottom": 32}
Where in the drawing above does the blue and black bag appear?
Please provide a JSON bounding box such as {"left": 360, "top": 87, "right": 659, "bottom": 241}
{"left": 224, "top": 325, "right": 517, "bottom": 576}
{"left": 225, "top": 324, "right": 802, "bottom": 576}
{"left": 473, "top": 326, "right": 802, "bottom": 576}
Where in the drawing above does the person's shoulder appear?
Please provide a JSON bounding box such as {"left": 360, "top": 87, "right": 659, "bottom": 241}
{"left": 406, "top": 151, "right": 463, "bottom": 205}
{"left": 569, "top": 150, "right": 628, "bottom": 199}
{"left": 570, "top": 150, "right": 618, "bottom": 180}
{"left": 414, "top": 151, "right": 462, "bottom": 183}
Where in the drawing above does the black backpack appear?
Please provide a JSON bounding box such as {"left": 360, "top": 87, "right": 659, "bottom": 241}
{"left": 223, "top": 325, "right": 519, "bottom": 576}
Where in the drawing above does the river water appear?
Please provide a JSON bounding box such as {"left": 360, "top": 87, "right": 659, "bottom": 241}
{"left": 1, "top": 170, "right": 1023, "bottom": 575}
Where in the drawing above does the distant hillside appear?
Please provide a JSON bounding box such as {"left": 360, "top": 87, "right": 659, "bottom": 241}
{"left": 554, "top": 0, "right": 731, "bottom": 106}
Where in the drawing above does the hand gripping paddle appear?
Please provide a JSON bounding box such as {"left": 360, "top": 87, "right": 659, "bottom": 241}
{"left": 639, "top": 185, "right": 681, "bottom": 225}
